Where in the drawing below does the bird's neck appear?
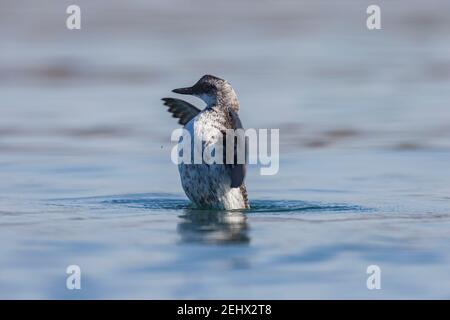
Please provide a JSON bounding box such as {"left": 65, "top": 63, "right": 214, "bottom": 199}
{"left": 211, "top": 88, "right": 240, "bottom": 112}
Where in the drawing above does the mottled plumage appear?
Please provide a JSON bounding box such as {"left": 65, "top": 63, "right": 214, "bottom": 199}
{"left": 162, "top": 75, "right": 249, "bottom": 210}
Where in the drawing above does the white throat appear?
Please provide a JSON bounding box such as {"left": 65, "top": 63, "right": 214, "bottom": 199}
{"left": 196, "top": 93, "right": 217, "bottom": 107}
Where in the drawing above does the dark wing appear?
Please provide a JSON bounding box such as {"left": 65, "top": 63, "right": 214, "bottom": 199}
{"left": 223, "top": 110, "right": 247, "bottom": 188}
{"left": 162, "top": 98, "right": 201, "bottom": 126}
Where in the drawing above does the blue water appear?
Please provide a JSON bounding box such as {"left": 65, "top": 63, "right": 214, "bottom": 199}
{"left": 1, "top": 0, "right": 450, "bottom": 299}
{"left": 2, "top": 150, "right": 450, "bottom": 299}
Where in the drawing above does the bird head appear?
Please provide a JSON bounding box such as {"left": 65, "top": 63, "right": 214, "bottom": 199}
{"left": 172, "top": 75, "right": 239, "bottom": 110}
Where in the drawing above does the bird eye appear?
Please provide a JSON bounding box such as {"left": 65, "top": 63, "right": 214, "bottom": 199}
{"left": 203, "top": 83, "right": 214, "bottom": 93}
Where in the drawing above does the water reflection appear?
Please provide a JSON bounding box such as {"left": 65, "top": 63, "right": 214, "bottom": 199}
{"left": 177, "top": 209, "right": 250, "bottom": 245}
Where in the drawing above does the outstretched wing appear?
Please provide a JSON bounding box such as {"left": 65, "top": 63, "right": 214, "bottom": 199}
{"left": 162, "top": 98, "right": 201, "bottom": 126}
{"left": 223, "top": 110, "right": 247, "bottom": 188}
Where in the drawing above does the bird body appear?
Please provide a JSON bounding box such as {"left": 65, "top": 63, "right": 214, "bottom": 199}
{"left": 162, "top": 75, "right": 249, "bottom": 210}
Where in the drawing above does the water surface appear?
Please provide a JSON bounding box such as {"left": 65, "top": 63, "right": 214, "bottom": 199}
{"left": 1, "top": 0, "right": 450, "bottom": 299}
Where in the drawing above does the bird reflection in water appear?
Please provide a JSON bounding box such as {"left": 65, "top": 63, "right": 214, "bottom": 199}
{"left": 177, "top": 209, "right": 250, "bottom": 245}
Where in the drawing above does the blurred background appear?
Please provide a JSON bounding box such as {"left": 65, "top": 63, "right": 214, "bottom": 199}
{"left": 1, "top": 0, "right": 450, "bottom": 299}
{"left": 1, "top": 0, "right": 450, "bottom": 197}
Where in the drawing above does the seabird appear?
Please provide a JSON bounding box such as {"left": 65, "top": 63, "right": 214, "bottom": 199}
{"left": 162, "top": 75, "right": 249, "bottom": 210}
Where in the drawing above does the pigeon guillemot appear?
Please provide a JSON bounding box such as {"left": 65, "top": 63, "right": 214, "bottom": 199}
{"left": 162, "top": 75, "right": 249, "bottom": 210}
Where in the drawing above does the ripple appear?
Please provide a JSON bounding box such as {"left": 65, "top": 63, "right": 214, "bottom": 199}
{"left": 246, "top": 200, "right": 365, "bottom": 214}
{"left": 49, "top": 193, "right": 367, "bottom": 214}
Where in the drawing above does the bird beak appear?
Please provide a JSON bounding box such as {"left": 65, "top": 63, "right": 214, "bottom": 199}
{"left": 172, "top": 86, "right": 195, "bottom": 95}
